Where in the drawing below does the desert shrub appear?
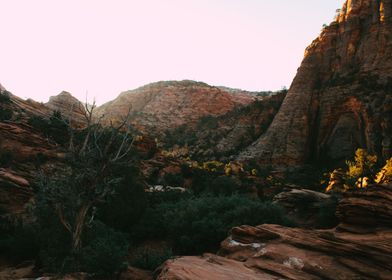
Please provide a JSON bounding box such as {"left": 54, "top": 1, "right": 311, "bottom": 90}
{"left": 133, "top": 194, "right": 293, "bottom": 255}
{"left": 78, "top": 221, "right": 129, "bottom": 277}
{"left": 37, "top": 217, "right": 129, "bottom": 276}
{"left": 316, "top": 194, "right": 340, "bottom": 229}
{"left": 326, "top": 149, "right": 381, "bottom": 192}
{"left": 0, "top": 223, "right": 39, "bottom": 262}
{"left": 130, "top": 246, "right": 173, "bottom": 270}
{"left": 27, "top": 115, "right": 50, "bottom": 133}
{"left": 164, "top": 172, "right": 184, "bottom": 187}
{"left": 190, "top": 168, "right": 215, "bottom": 194}
{"left": 0, "top": 90, "right": 11, "bottom": 103}
{"left": 98, "top": 165, "right": 147, "bottom": 233}
{"left": 210, "top": 176, "right": 240, "bottom": 195}
{"left": 0, "top": 149, "right": 14, "bottom": 167}
{"left": 28, "top": 111, "right": 69, "bottom": 145}
{"left": 198, "top": 115, "right": 218, "bottom": 130}
{"left": 0, "top": 108, "right": 13, "bottom": 121}
{"left": 375, "top": 158, "right": 392, "bottom": 184}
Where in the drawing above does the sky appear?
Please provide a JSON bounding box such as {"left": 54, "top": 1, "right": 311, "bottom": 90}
{"left": 0, "top": 0, "right": 343, "bottom": 105}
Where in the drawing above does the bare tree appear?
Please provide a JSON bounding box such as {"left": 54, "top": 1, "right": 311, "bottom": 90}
{"left": 37, "top": 102, "right": 135, "bottom": 253}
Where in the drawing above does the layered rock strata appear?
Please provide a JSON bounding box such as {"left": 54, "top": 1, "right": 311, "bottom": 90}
{"left": 157, "top": 185, "right": 392, "bottom": 280}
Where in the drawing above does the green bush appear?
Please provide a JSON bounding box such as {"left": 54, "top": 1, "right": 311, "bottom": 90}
{"left": 0, "top": 90, "right": 13, "bottom": 121}
{"left": 0, "top": 223, "right": 39, "bottom": 262}
{"left": 37, "top": 219, "right": 129, "bottom": 276}
{"left": 316, "top": 194, "right": 340, "bottom": 228}
{"left": 98, "top": 166, "right": 147, "bottom": 233}
{"left": 190, "top": 168, "right": 215, "bottom": 194}
{"left": 79, "top": 221, "right": 129, "bottom": 277}
{"left": 164, "top": 172, "right": 184, "bottom": 187}
{"left": 27, "top": 111, "right": 69, "bottom": 145}
{"left": 133, "top": 194, "right": 293, "bottom": 255}
{"left": 130, "top": 246, "right": 173, "bottom": 270}
{"left": 210, "top": 176, "right": 240, "bottom": 196}
{"left": 0, "top": 149, "right": 14, "bottom": 167}
{"left": 0, "top": 90, "right": 11, "bottom": 103}
{"left": 0, "top": 108, "right": 13, "bottom": 121}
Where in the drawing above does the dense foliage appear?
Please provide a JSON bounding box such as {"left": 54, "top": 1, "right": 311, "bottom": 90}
{"left": 326, "top": 148, "right": 392, "bottom": 192}
{"left": 28, "top": 111, "right": 70, "bottom": 144}
{"left": 131, "top": 193, "right": 293, "bottom": 255}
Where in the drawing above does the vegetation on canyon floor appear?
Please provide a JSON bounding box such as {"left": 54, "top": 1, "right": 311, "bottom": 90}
{"left": 0, "top": 109, "right": 294, "bottom": 277}
{"left": 0, "top": 109, "right": 390, "bottom": 277}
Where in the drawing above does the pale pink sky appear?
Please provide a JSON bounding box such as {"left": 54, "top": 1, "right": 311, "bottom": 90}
{"left": 0, "top": 0, "right": 342, "bottom": 105}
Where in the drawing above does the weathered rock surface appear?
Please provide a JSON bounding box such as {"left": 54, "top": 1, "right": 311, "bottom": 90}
{"left": 273, "top": 187, "right": 334, "bottom": 228}
{"left": 156, "top": 253, "right": 266, "bottom": 280}
{"left": 45, "top": 91, "right": 86, "bottom": 124}
{"left": 0, "top": 86, "right": 65, "bottom": 214}
{"left": 0, "top": 121, "right": 62, "bottom": 214}
{"left": 242, "top": 0, "right": 392, "bottom": 165}
{"left": 163, "top": 91, "right": 286, "bottom": 161}
{"left": 95, "top": 80, "right": 262, "bottom": 134}
{"left": 157, "top": 185, "right": 392, "bottom": 279}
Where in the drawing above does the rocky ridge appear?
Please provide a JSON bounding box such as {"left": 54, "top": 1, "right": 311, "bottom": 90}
{"left": 95, "top": 80, "right": 262, "bottom": 135}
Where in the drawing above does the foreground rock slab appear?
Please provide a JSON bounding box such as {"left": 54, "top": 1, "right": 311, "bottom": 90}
{"left": 156, "top": 185, "right": 392, "bottom": 280}
{"left": 156, "top": 253, "right": 268, "bottom": 280}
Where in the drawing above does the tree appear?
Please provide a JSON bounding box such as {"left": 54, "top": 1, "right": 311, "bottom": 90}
{"left": 346, "top": 149, "right": 377, "bottom": 188}
{"left": 326, "top": 149, "right": 380, "bottom": 192}
{"left": 375, "top": 158, "right": 392, "bottom": 184}
{"left": 35, "top": 105, "right": 135, "bottom": 258}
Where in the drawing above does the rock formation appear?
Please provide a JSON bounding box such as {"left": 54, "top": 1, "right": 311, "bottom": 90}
{"left": 163, "top": 91, "right": 286, "bottom": 160}
{"left": 242, "top": 0, "right": 392, "bottom": 165}
{"left": 95, "top": 80, "right": 262, "bottom": 135}
{"left": 157, "top": 185, "right": 392, "bottom": 279}
{"left": 273, "top": 187, "right": 336, "bottom": 228}
{"left": 0, "top": 121, "right": 62, "bottom": 214}
{"left": 45, "top": 91, "right": 87, "bottom": 125}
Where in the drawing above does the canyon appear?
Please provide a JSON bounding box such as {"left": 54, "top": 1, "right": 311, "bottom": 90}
{"left": 1, "top": 0, "right": 392, "bottom": 279}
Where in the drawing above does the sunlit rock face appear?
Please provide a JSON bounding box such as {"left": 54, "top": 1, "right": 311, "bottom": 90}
{"left": 242, "top": 0, "right": 392, "bottom": 165}
{"left": 94, "top": 80, "right": 259, "bottom": 134}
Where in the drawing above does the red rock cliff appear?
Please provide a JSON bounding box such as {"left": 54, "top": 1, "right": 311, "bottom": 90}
{"left": 242, "top": 0, "right": 392, "bottom": 165}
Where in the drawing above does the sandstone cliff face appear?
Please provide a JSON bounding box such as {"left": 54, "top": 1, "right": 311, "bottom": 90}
{"left": 95, "top": 80, "right": 260, "bottom": 135}
{"left": 163, "top": 91, "right": 286, "bottom": 160}
{"left": 157, "top": 185, "right": 392, "bottom": 280}
{"left": 0, "top": 87, "right": 64, "bottom": 214}
{"left": 45, "top": 91, "right": 86, "bottom": 125}
{"left": 242, "top": 0, "right": 392, "bottom": 165}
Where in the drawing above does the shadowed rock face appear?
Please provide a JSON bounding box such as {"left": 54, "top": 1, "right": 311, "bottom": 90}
{"left": 156, "top": 185, "right": 392, "bottom": 280}
{"left": 95, "top": 80, "right": 260, "bottom": 135}
{"left": 242, "top": 0, "right": 392, "bottom": 165}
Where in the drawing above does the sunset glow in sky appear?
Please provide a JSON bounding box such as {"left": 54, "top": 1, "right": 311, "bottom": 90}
{"left": 0, "top": 0, "right": 342, "bottom": 104}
